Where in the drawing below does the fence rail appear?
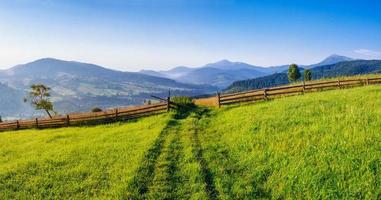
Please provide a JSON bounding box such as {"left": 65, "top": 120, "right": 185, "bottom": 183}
{"left": 194, "top": 77, "right": 381, "bottom": 107}
{"left": 0, "top": 99, "right": 175, "bottom": 132}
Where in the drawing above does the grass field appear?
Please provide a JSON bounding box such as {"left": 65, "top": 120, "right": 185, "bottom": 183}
{"left": 198, "top": 85, "right": 381, "bottom": 199}
{"left": 0, "top": 114, "right": 171, "bottom": 199}
{"left": 1, "top": 85, "right": 380, "bottom": 199}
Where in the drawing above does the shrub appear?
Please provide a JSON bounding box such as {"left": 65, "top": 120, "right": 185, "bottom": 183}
{"left": 171, "top": 96, "right": 193, "bottom": 106}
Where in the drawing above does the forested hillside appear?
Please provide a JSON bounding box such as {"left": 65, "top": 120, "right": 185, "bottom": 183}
{"left": 226, "top": 60, "right": 381, "bottom": 92}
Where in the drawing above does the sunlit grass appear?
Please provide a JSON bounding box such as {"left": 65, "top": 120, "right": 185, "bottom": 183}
{"left": 1, "top": 85, "right": 380, "bottom": 199}
{"left": 0, "top": 114, "right": 171, "bottom": 199}
{"left": 198, "top": 85, "right": 381, "bottom": 199}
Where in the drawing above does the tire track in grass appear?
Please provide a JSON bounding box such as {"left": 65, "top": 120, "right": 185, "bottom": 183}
{"left": 165, "top": 127, "right": 183, "bottom": 198}
{"left": 124, "top": 119, "right": 178, "bottom": 199}
{"left": 190, "top": 108, "right": 219, "bottom": 200}
{"left": 147, "top": 123, "right": 183, "bottom": 199}
{"left": 125, "top": 109, "right": 192, "bottom": 199}
{"left": 195, "top": 108, "right": 271, "bottom": 199}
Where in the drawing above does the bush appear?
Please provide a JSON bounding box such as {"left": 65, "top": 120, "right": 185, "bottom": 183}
{"left": 171, "top": 96, "right": 193, "bottom": 106}
{"left": 91, "top": 107, "right": 103, "bottom": 112}
{"left": 170, "top": 96, "right": 195, "bottom": 118}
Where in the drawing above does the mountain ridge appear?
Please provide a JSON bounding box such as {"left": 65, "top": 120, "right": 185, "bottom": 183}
{"left": 0, "top": 58, "right": 217, "bottom": 119}
{"left": 140, "top": 55, "right": 355, "bottom": 88}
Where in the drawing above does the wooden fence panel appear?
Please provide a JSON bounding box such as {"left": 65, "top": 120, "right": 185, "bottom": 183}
{"left": 204, "top": 77, "right": 381, "bottom": 108}
{"left": 0, "top": 102, "right": 169, "bottom": 132}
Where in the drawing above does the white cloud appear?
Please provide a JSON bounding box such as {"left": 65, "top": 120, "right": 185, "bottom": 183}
{"left": 354, "top": 49, "right": 381, "bottom": 59}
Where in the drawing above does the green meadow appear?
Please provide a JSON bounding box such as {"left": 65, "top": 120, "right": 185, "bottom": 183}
{"left": 1, "top": 85, "right": 380, "bottom": 199}
{"left": 0, "top": 115, "right": 171, "bottom": 199}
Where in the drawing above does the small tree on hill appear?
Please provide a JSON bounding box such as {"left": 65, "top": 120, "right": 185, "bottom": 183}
{"left": 24, "top": 84, "right": 55, "bottom": 119}
{"left": 304, "top": 69, "right": 312, "bottom": 81}
{"left": 288, "top": 64, "right": 301, "bottom": 82}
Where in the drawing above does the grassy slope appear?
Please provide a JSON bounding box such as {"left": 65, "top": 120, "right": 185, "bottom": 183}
{"left": 0, "top": 114, "right": 170, "bottom": 199}
{"left": 198, "top": 85, "right": 381, "bottom": 199}
{"left": 1, "top": 85, "right": 381, "bottom": 199}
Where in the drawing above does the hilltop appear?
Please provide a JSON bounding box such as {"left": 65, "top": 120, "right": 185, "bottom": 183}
{"left": 1, "top": 84, "right": 380, "bottom": 199}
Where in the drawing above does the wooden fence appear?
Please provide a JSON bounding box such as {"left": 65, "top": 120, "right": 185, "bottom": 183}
{"left": 194, "top": 77, "right": 381, "bottom": 107}
{"left": 0, "top": 100, "right": 174, "bottom": 132}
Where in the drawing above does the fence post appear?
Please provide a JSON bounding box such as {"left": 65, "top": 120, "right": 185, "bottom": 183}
{"left": 16, "top": 120, "right": 20, "bottom": 129}
{"left": 115, "top": 108, "right": 119, "bottom": 120}
{"left": 263, "top": 89, "right": 268, "bottom": 100}
{"left": 167, "top": 90, "right": 171, "bottom": 112}
{"left": 337, "top": 80, "right": 341, "bottom": 89}
{"left": 365, "top": 78, "right": 369, "bottom": 85}
{"left": 217, "top": 92, "right": 221, "bottom": 108}
{"left": 167, "top": 96, "right": 170, "bottom": 112}
{"left": 66, "top": 115, "right": 70, "bottom": 127}
{"left": 0, "top": 115, "right": 2, "bottom": 123}
{"left": 302, "top": 81, "right": 306, "bottom": 94}
{"left": 35, "top": 118, "right": 38, "bottom": 128}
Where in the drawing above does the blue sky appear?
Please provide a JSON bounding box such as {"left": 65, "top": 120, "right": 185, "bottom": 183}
{"left": 0, "top": 0, "right": 380, "bottom": 71}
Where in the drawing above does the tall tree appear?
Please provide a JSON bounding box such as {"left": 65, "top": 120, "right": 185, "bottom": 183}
{"left": 288, "top": 64, "right": 301, "bottom": 82}
{"left": 24, "top": 84, "right": 55, "bottom": 118}
{"left": 304, "top": 69, "right": 312, "bottom": 81}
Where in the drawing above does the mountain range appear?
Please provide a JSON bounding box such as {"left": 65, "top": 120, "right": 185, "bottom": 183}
{"left": 140, "top": 55, "right": 354, "bottom": 88}
{"left": 0, "top": 58, "right": 216, "bottom": 119}
{"left": 0, "top": 55, "right": 364, "bottom": 119}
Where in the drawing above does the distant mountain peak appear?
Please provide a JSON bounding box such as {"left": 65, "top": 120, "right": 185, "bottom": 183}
{"left": 34, "top": 57, "right": 60, "bottom": 61}
{"left": 204, "top": 59, "right": 257, "bottom": 70}
{"left": 308, "top": 54, "right": 354, "bottom": 68}
{"left": 321, "top": 54, "right": 353, "bottom": 63}
{"left": 204, "top": 59, "right": 233, "bottom": 67}
{"left": 215, "top": 59, "right": 233, "bottom": 64}
{"left": 28, "top": 57, "right": 70, "bottom": 64}
{"left": 31, "top": 57, "right": 98, "bottom": 66}
{"left": 8, "top": 57, "right": 107, "bottom": 73}
{"left": 327, "top": 54, "right": 342, "bottom": 57}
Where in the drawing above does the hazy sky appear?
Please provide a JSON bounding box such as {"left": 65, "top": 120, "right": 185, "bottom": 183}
{"left": 1, "top": 0, "right": 381, "bottom": 71}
